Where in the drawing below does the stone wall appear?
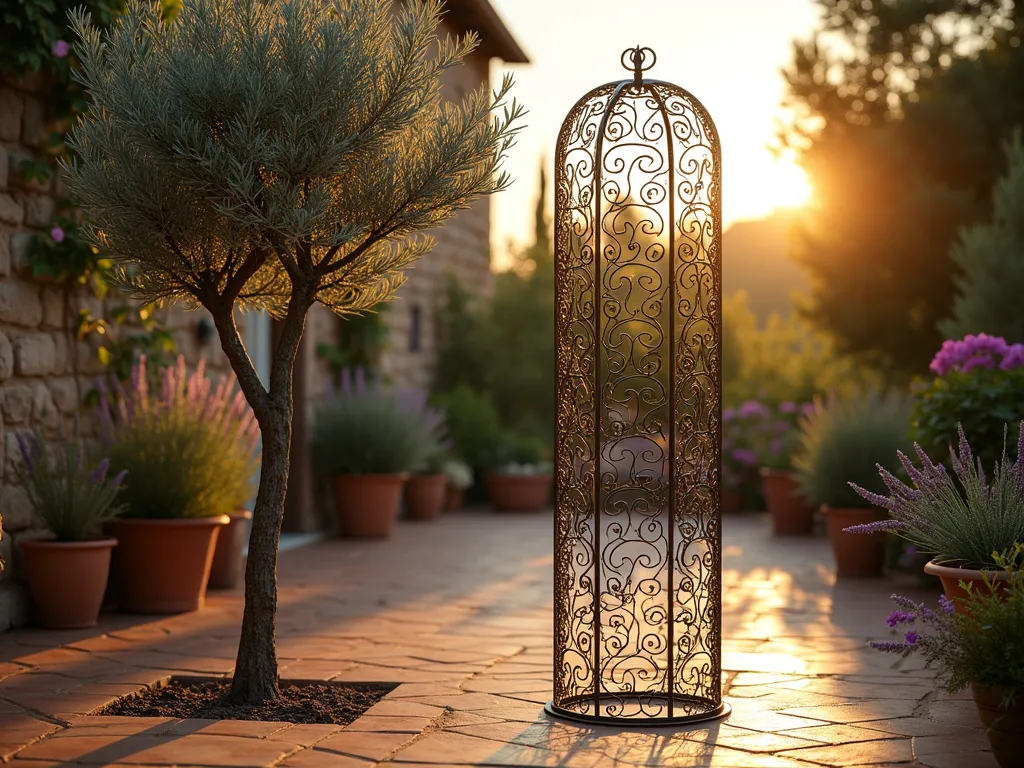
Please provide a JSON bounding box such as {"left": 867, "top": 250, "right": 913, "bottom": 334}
{"left": 371, "top": 48, "right": 494, "bottom": 393}
{"left": 0, "top": 76, "right": 231, "bottom": 630}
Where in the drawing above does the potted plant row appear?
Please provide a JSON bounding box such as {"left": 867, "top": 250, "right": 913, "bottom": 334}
{"left": 484, "top": 433, "right": 553, "bottom": 512}
{"left": 16, "top": 424, "right": 126, "bottom": 629}
{"left": 99, "top": 356, "right": 259, "bottom": 613}
{"left": 726, "top": 399, "right": 815, "bottom": 534}
{"left": 793, "top": 391, "right": 912, "bottom": 577}
{"left": 869, "top": 547, "right": 1024, "bottom": 768}
{"left": 443, "top": 458, "right": 472, "bottom": 511}
{"left": 845, "top": 422, "right": 1024, "bottom": 610}
{"left": 312, "top": 369, "right": 447, "bottom": 537}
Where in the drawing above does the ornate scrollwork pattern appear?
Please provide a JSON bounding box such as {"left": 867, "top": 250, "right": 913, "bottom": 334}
{"left": 553, "top": 63, "right": 722, "bottom": 723}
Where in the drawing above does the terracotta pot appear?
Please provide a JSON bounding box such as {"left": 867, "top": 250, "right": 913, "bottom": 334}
{"left": 208, "top": 509, "right": 252, "bottom": 590}
{"left": 823, "top": 506, "right": 887, "bottom": 578}
{"left": 107, "top": 516, "right": 228, "bottom": 614}
{"left": 333, "top": 474, "right": 405, "bottom": 537}
{"left": 761, "top": 469, "right": 814, "bottom": 535}
{"left": 20, "top": 538, "right": 117, "bottom": 629}
{"left": 445, "top": 485, "right": 465, "bottom": 511}
{"left": 405, "top": 474, "right": 446, "bottom": 521}
{"left": 486, "top": 474, "right": 552, "bottom": 512}
{"left": 972, "top": 685, "right": 1024, "bottom": 768}
{"left": 923, "top": 560, "right": 1012, "bottom": 614}
{"left": 721, "top": 489, "right": 742, "bottom": 514}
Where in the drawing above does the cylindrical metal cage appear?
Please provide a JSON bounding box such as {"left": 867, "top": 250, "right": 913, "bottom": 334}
{"left": 548, "top": 47, "right": 727, "bottom": 726}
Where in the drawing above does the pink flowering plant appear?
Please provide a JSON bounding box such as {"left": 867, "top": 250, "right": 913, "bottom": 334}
{"left": 870, "top": 545, "right": 1024, "bottom": 709}
{"left": 847, "top": 424, "right": 1024, "bottom": 569}
{"left": 99, "top": 356, "right": 260, "bottom": 519}
{"left": 913, "top": 334, "right": 1024, "bottom": 471}
{"left": 722, "top": 400, "right": 810, "bottom": 488}
{"left": 15, "top": 421, "right": 126, "bottom": 541}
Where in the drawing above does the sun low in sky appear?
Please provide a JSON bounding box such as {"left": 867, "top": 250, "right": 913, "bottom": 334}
{"left": 488, "top": 0, "right": 820, "bottom": 263}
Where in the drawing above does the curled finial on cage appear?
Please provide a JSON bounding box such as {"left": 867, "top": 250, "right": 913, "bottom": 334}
{"left": 621, "top": 46, "right": 656, "bottom": 85}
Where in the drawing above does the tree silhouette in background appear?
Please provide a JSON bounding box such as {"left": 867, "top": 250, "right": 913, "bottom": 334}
{"left": 780, "top": 0, "right": 1024, "bottom": 375}
{"left": 942, "top": 131, "right": 1024, "bottom": 342}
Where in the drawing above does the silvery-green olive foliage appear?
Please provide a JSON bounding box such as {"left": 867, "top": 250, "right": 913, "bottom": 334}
{"left": 64, "top": 0, "right": 524, "bottom": 319}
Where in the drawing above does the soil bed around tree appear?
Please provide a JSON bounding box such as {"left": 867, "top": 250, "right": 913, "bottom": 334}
{"left": 100, "top": 679, "right": 396, "bottom": 725}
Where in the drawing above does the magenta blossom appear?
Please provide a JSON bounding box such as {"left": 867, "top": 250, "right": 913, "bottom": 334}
{"left": 779, "top": 401, "right": 798, "bottom": 414}
{"left": 929, "top": 334, "right": 1023, "bottom": 376}
{"left": 52, "top": 40, "right": 70, "bottom": 58}
{"left": 50, "top": 226, "right": 65, "bottom": 243}
{"left": 731, "top": 448, "right": 757, "bottom": 467}
{"left": 738, "top": 400, "right": 769, "bottom": 419}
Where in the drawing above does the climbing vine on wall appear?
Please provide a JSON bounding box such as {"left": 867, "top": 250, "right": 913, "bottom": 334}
{"left": 2, "top": 0, "right": 181, "bottom": 378}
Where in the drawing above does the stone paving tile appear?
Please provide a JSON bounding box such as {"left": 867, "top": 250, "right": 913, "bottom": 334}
{"left": 0, "top": 511, "right": 998, "bottom": 767}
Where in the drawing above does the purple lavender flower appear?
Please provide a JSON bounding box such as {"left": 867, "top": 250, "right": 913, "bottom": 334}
{"left": 779, "top": 401, "right": 798, "bottom": 414}
{"left": 938, "top": 595, "right": 955, "bottom": 615}
{"left": 843, "top": 516, "right": 905, "bottom": 534}
{"left": 886, "top": 610, "right": 915, "bottom": 627}
{"left": 52, "top": 40, "right": 70, "bottom": 58}
{"left": 731, "top": 448, "right": 757, "bottom": 467}
{"left": 904, "top": 631, "right": 919, "bottom": 645}
{"left": 738, "top": 400, "right": 769, "bottom": 419}
{"left": 89, "top": 458, "right": 111, "bottom": 484}
{"left": 15, "top": 431, "right": 39, "bottom": 474}
{"left": 870, "top": 640, "right": 912, "bottom": 653}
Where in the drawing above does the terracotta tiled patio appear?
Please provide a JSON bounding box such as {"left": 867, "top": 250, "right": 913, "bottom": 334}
{"left": 0, "top": 511, "right": 997, "bottom": 767}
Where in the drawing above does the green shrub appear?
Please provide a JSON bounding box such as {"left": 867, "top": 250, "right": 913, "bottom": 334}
{"left": 312, "top": 370, "right": 445, "bottom": 475}
{"left": 433, "top": 385, "right": 505, "bottom": 470}
{"left": 794, "top": 391, "right": 912, "bottom": 508}
{"left": 912, "top": 335, "right": 1024, "bottom": 471}
{"left": 100, "top": 357, "right": 259, "bottom": 519}
{"left": 723, "top": 292, "right": 882, "bottom": 408}
{"left": 15, "top": 423, "right": 126, "bottom": 541}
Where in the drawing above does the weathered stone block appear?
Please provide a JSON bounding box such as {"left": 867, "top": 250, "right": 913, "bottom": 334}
{"left": 24, "top": 194, "right": 55, "bottom": 228}
{"left": 0, "top": 228, "right": 10, "bottom": 278}
{"left": 21, "top": 96, "right": 46, "bottom": 148}
{"left": 0, "top": 385, "right": 32, "bottom": 424}
{"left": 0, "top": 89, "right": 22, "bottom": 142}
{"left": 13, "top": 333, "right": 56, "bottom": 377}
{"left": 9, "top": 232, "right": 32, "bottom": 275}
{"left": 31, "top": 383, "right": 56, "bottom": 424}
{"left": 0, "top": 333, "right": 11, "bottom": 381}
{"left": 0, "top": 484, "right": 34, "bottom": 532}
{"left": 0, "top": 282, "right": 43, "bottom": 327}
{"left": 0, "top": 144, "right": 8, "bottom": 191}
{"left": 0, "top": 193, "right": 23, "bottom": 226}
{"left": 41, "top": 288, "right": 63, "bottom": 328}
{"left": 51, "top": 331, "right": 69, "bottom": 375}
{"left": 47, "top": 378, "right": 79, "bottom": 413}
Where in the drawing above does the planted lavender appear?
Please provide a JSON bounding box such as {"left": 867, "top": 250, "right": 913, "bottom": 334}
{"left": 100, "top": 356, "right": 260, "bottom": 519}
{"left": 312, "top": 369, "right": 447, "bottom": 476}
{"left": 848, "top": 424, "right": 1024, "bottom": 569}
{"left": 15, "top": 423, "right": 127, "bottom": 541}
{"left": 871, "top": 545, "right": 1024, "bottom": 708}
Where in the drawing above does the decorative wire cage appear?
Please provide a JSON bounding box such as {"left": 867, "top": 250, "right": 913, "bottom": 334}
{"left": 549, "top": 47, "right": 727, "bottom": 726}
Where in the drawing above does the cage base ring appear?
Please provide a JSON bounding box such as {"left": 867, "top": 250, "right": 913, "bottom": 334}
{"left": 545, "top": 696, "right": 731, "bottom": 727}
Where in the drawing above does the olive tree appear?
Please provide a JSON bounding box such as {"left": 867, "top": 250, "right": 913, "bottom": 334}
{"left": 65, "top": 0, "right": 523, "bottom": 704}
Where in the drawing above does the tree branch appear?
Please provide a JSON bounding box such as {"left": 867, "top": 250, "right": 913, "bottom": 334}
{"left": 211, "top": 306, "right": 271, "bottom": 418}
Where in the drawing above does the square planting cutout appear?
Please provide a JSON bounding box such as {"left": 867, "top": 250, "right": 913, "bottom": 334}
{"left": 99, "top": 677, "right": 399, "bottom": 725}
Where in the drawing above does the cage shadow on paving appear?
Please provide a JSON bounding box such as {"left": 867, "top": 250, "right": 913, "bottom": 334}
{"left": 548, "top": 46, "right": 729, "bottom": 726}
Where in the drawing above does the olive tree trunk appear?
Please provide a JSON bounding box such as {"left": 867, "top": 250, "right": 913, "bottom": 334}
{"left": 212, "top": 291, "right": 312, "bottom": 705}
